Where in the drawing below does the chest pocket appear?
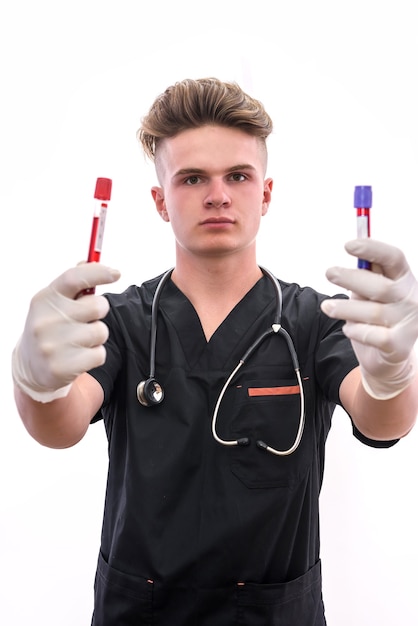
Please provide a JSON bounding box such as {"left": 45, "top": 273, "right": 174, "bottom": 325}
{"left": 224, "top": 377, "right": 313, "bottom": 489}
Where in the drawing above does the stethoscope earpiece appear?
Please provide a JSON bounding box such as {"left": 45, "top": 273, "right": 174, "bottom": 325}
{"left": 137, "top": 378, "right": 164, "bottom": 406}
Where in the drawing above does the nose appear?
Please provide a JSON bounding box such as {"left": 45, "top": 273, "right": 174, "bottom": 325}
{"left": 204, "top": 179, "right": 231, "bottom": 209}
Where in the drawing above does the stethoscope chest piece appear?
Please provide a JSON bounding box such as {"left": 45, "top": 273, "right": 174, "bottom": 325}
{"left": 137, "top": 378, "right": 164, "bottom": 406}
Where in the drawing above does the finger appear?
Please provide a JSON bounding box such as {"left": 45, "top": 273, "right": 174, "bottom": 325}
{"left": 67, "top": 294, "right": 111, "bottom": 323}
{"left": 50, "top": 264, "right": 121, "bottom": 299}
{"left": 75, "top": 345, "right": 108, "bottom": 371}
{"left": 45, "top": 320, "right": 109, "bottom": 359}
{"left": 342, "top": 320, "right": 397, "bottom": 355}
{"left": 320, "top": 298, "right": 399, "bottom": 326}
{"left": 324, "top": 267, "right": 397, "bottom": 302}
{"left": 325, "top": 262, "right": 416, "bottom": 303}
{"left": 67, "top": 319, "right": 110, "bottom": 348}
{"left": 344, "top": 239, "right": 410, "bottom": 280}
{"left": 51, "top": 345, "right": 108, "bottom": 379}
{"left": 41, "top": 289, "right": 111, "bottom": 324}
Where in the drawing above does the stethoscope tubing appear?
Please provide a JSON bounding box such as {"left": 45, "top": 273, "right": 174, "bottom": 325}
{"left": 138, "top": 266, "right": 305, "bottom": 456}
{"left": 148, "top": 268, "right": 174, "bottom": 379}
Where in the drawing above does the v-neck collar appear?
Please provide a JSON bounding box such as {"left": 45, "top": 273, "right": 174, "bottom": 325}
{"left": 158, "top": 275, "right": 276, "bottom": 369}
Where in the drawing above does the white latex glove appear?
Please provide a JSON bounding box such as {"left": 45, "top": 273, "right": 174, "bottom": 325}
{"left": 12, "top": 263, "right": 121, "bottom": 403}
{"left": 320, "top": 239, "right": 418, "bottom": 400}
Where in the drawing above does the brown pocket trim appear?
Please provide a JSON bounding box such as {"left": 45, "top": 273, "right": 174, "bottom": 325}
{"left": 248, "top": 385, "right": 300, "bottom": 397}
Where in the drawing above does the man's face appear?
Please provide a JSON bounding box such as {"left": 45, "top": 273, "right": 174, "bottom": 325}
{"left": 151, "top": 125, "right": 273, "bottom": 261}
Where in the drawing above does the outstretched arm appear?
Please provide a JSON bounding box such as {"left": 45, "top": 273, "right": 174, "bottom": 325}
{"left": 12, "top": 262, "right": 120, "bottom": 448}
{"left": 321, "top": 239, "right": 418, "bottom": 441}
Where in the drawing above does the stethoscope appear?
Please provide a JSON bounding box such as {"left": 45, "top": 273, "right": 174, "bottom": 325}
{"left": 137, "top": 267, "right": 305, "bottom": 456}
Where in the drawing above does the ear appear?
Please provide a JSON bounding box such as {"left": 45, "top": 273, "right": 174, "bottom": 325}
{"left": 261, "top": 178, "right": 273, "bottom": 216}
{"left": 151, "top": 186, "right": 170, "bottom": 222}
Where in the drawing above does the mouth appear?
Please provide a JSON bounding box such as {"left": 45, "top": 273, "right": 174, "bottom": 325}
{"left": 200, "top": 217, "right": 235, "bottom": 225}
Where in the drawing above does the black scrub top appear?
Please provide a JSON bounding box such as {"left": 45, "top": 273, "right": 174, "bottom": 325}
{"left": 88, "top": 272, "right": 395, "bottom": 625}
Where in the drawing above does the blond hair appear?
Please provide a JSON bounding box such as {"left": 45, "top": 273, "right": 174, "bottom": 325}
{"left": 137, "top": 77, "right": 273, "bottom": 161}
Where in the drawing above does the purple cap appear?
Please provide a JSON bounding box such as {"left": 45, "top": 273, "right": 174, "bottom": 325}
{"left": 354, "top": 185, "right": 372, "bottom": 208}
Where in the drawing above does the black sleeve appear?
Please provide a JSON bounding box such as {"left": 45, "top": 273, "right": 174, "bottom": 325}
{"left": 351, "top": 421, "right": 399, "bottom": 448}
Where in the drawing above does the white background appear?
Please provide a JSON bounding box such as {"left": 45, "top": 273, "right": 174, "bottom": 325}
{"left": 1, "top": 1, "right": 418, "bottom": 624}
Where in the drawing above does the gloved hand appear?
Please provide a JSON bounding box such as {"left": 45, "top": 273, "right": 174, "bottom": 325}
{"left": 320, "top": 239, "right": 418, "bottom": 400}
{"left": 12, "top": 263, "right": 121, "bottom": 403}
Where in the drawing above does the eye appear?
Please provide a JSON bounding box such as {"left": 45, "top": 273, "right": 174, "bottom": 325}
{"left": 185, "top": 175, "right": 202, "bottom": 185}
{"left": 229, "top": 173, "right": 247, "bottom": 182}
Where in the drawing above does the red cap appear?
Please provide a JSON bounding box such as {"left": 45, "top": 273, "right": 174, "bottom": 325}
{"left": 94, "top": 177, "right": 112, "bottom": 201}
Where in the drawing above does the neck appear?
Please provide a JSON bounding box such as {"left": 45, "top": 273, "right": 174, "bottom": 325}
{"left": 172, "top": 251, "right": 262, "bottom": 299}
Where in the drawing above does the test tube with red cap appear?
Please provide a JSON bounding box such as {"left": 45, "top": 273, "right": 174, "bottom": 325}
{"left": 354, "top": 185, "right": 372, "bottom": 270}
{"left": 83, "top": 177, "right": 112, "bottom": 295}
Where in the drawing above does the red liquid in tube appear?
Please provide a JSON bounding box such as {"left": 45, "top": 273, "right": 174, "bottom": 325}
{"left": 81, "top": 177, "right": 112, "bottom": 295}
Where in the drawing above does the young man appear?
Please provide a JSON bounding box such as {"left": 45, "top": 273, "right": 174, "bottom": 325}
{"left": 12, "top": 78, "right": 418, "bottom": 625}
